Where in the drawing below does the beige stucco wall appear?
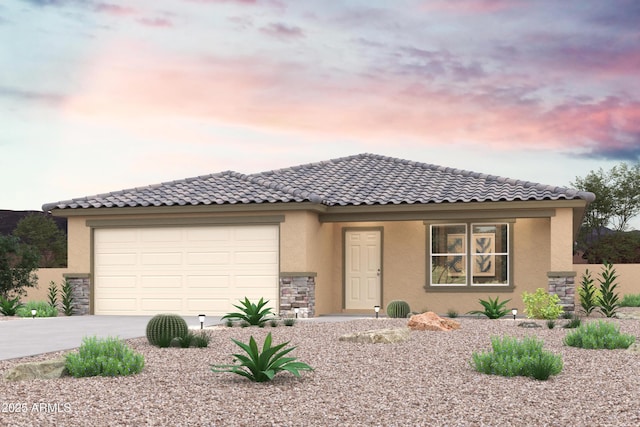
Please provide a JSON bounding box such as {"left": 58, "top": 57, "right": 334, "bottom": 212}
{"left": 320, "top": 218, "right": 556, "bottom": 316}
{"left": 30, "top": 203, "right": 595, "bottom": 316}
{"left": 23, "top": 268, "right": 68, "bottom": 302}
{"left": 573, "top": 264, "right": 640, "bottom": 301}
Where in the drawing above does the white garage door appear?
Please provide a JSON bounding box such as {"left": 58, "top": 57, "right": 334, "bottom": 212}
{"left": 93, "top": 225, "right": 279, "bottom": 316}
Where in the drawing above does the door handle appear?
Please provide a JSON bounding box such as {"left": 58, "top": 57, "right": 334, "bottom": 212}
{"left": 377, "top": 268, "right": 381, "bottom": 277}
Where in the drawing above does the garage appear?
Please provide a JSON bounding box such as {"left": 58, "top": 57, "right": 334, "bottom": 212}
{"left": 93, "top": 224, "right": 279, "bottom": 316}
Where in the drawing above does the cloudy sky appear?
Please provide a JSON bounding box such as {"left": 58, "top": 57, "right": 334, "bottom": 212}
{"left": 1, "top": 0, "right": 639, "bottom": 215}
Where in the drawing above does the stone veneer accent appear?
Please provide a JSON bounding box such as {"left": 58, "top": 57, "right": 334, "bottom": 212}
{"left": 62, "top": 274, "right": 91, "bottom": 316}
{"left": 547, "top": 271, "right": 576, "bottom": 314}
{"left": 280, "top": 273, "right": 316, "bottom": 318}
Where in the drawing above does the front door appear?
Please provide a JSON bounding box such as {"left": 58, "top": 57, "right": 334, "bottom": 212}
{"left": 345, "top": 229, "right": 381, "bottom": 310}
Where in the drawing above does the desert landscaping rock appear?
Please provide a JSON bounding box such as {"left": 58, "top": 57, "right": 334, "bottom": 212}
{"left": 407, "top": 311, "right": 461, "bottom": 331}
{"left": 338, "top": 327, "right": 410, "bottom": 344}
{"left": 4, "top": 357, "right": 67, "bottom": 381}
{"left": 1, "top": 317, "right": 640, "bottom": 426}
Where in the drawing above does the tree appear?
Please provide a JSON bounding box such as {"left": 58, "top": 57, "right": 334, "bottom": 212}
{"left": 0, "top": 235, "right": 39, "bottom": 299}
{"left": 572, "top": 168, "right": 615, "bottom": 239}
{"left": 609, "top": 163, "right": 640, "bottom": 231}
{"left": 12, "top": 213, "right": 67, "bottom": 267}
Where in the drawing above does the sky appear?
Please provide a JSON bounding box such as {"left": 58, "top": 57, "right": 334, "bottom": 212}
{"left": 1, "top": 0, "right": 639, "bottom": 221}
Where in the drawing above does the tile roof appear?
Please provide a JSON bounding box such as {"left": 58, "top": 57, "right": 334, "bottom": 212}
{"left": 42, "top": 153, "right": 595, "bottom": 211}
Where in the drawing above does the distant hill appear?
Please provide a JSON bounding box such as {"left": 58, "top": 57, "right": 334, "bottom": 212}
{"left": 0, "top": 210, "right": 67, "bottom": 236}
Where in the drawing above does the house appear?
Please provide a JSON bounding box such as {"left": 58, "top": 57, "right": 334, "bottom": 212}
{"left": 42, "top": 153, "right": 594, "bottom": 317}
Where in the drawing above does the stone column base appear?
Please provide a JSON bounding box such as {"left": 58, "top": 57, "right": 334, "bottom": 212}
{"left": 547, "top": 271, "right": 576, "bottom": 314}
{"left": 280, "top": 273, "right": 316, "bottom": 318}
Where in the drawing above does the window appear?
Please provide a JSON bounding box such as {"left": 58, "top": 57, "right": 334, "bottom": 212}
{"left": 430, "top": 223, "right": 509, "bottom": 287}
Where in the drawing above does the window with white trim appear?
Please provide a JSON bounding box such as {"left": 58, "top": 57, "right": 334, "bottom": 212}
{"left": 430, "top": 223, "right": 509, "bottom": 286}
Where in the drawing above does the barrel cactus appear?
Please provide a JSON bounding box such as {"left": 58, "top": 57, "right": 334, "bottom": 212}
{"left": 146, "top": 313, "right": 189, "bottom": 347}
{"left": 386, "top": 300, "right": 411, "bottom": 318}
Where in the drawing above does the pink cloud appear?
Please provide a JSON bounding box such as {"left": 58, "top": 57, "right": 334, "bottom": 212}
{"left": 419, "top": 0, "right": 526, "bottom": 14}
{"left": 94, "top": 3, "right": 136, "bottom": 16}
{"left": 61, "top": 45, "right": 639, "bottom": 160}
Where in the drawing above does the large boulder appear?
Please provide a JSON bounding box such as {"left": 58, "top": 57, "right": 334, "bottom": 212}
{"left": 339, "top": 327, "right": 410, "bottom": 344}
{"left": 4, "top": 358, "right": 67, "bottom": 381}
{"left": 407, "top": 312, "right": 461, "bottom": 331}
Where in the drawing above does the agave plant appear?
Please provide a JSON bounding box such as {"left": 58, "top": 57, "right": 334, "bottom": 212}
{"left": 467, "top": 296, "right": 511, "bottom": 319}
{"left": 221, "top": 297, "right": 273, "bottom": 326}
{"left": 0, "top": 295, "right": 23, "bottom": 316}
{"left": 211, "top": 333, "right": 313, "bottom": 382}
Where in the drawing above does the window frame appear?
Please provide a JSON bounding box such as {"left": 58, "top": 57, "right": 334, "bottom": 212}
{"left": 425, "top": 221, "right": 514, "bottom": 292}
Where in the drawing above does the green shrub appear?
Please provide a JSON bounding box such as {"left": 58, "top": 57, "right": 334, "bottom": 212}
{"left": 221, "top": 297, "right": 273, "bottom": 326}
{"left": 283, "top": 318, "right": 296, "bottom": 327}
{"left": 269, "top": 319, "right": 279, "bottom": 327}
{"left": 446, "top": 309, "right": 459, "bottom": 318}
{"left": 471, "top": 336, "right": 563, "bottom": 381}
{"left": 596, "top": 262, "right": 621, "bottom": 318}
{"left": 192, "top": 332, "right": 210, "bottom": 348}
{"left": 563, "top": 316, "right": 582, "bottom": 329}
{"left": 211, "top": 332, "right": 313, "bottom": 382}
{"left": 564, "top": 320, "right": 635, "bottom": 349}
{"left": 578, "top": 269, "right": 599, "bottom": 316}
{"left": 522, "top": 288, "right": 563, "bottom": 320}
{"left": 546, "top": 319, "right": 556, "bottom": 329}
{"left": 620, "top": 293, "right": 640, "bottom": 307}
{"left": 65, "top": 336, "right": 144, "bottom": 377}
{"left": 386, "top": 300, "right": 411, "bottom": 318}
{"left": 60, "top": 279, "right": 75, "bottom": 316}
{"left": 467, "top": 296, "right": 510, "bottom": 319}
{"left": 225, "top": 319, "right": 234, "bottom": 327}
{"left": 146, "top": 314, "right": 189, "bottom": 347}
{"left": 47, "top": 281, "right": 58, "bottom": 309}
{"left": 16, "top": 300, "right": 58, "bottom": 318}
{"left": 0, "top": 295, "right": 22, "bottom": 316}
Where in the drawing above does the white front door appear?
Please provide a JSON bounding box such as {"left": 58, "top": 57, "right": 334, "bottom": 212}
{"left": 345, "top": 230, "right": 381, "bottom": 309}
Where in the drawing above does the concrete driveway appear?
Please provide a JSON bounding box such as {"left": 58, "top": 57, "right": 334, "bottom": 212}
{"left": 0, "top": 314, "right": 364, "bottom": 360}
{"left": 0, "top": 315, "right": 220, "bottom": 361}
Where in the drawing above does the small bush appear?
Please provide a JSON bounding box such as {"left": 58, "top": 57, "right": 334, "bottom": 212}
{"left": 283, "top": 318, "right": 296, "bottom": 327}
{"left": 578, "top": 269, "right": 599, "bottom": 316}
{"left": 225, "top": 319, "right": 234, "bottom": 327}
{"left": 563, "top": 316, "right": 582, "bottom": 329}
{"left": 65, "top": 336, "right": 144, "bottom": 377}
{"left": 60, "top": 279, "right": 75, "bottom": 316}
{"left": 546, "top": 319, "right": 556, "bottom": 329}
{"left": 269, "top": 319, "right": 279, "bottom": 327}
{"left": 467, "top": 296, "right": 510, "bottom": 319}
{"left": 522, "top": 288, "right": 563, "bottom": 320}
{"left": 192, "top": 332, "right": 210, "bottom": 348}
{"left": 221, "top": 297, "right": 273, "bottom": 326}
{"left": 446, "top": 309, "right": 459, "bottom": 318}
{"left": 0, "top": 295, "right": 23, "bottom": 316}
{"left": 47, "top": 281, "right": 58, "bottom": 309}
{"left": 564, "top": 320, "right": 635, "bottom": 349}
{"left": 211, "top": 333, "right": 313, "bottom": 382}
{"left": 16, "top": 300, "right": 58, "bottom": 318}
{"left": 620, "top": 293, "right": 640, "bottom": 307}
{"left": 472, "top": 336, "right": 563, "bottom": 381}
{"left": 596, "top": 262, "right": 621, "bottom": 318}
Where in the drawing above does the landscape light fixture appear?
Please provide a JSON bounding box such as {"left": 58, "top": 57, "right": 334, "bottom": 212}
{"left": 31, "top": 309, "right": 37, "bottom": 319}
{"left": 374, "top": 305, "right": 380, "bottom": 319}
{"left": 511, "top": 308, "right": 518, "bottom": 321}
{"left": 198, "top": 314, "right": 206, "bottom": 330}
{"left": 294, "top": 307, "right": 299, "bottom": 319}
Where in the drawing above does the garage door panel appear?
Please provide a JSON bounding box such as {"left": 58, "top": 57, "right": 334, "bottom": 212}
{"left": 94, "top": 225, "right": 279, "bottom": 316}
{"left": 187, "top": 275, "right": 229, "bottom": 288}
{"left": 141, "top": 229, "right": 182, "bottom": 242}
{"left": 98, "top": 253, "right": 138, "bottom": 266}
{"left": 235, "top": 251, "right": 278, "bottom": 264}
{"left": 141, "top": 275, "right": 182, "bottom": 288}
{"left": 187, "top": 252, "right": 230, "bottom": 265}
{"left": 96, "top": 275, "right": 137, "bottom": 288}
{"left": 96, "top": 298, "right": 137, "bottom": 312}
{"left": 141, "top": 252, "right": 182, "bottom": 266}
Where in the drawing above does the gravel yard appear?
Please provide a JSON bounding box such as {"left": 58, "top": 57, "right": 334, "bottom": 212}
{"left": 1, "top": 315, "right": 640, "bottom": 427}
